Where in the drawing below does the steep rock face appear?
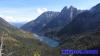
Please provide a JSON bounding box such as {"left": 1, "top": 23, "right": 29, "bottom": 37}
{"left": 57, "top": 3, "right": 100, "bottom": 40}
{"left": 41, "top": 6, "right": 82, "bottom": 37}
{"left": 21, "top": 11, "right": 60, "bottom": 33}
{"left": 90, "top": 3, "right": 100, "bottom": 13}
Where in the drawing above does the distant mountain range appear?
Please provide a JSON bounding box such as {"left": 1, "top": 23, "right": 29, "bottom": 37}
{"left": 11, "top": 22, "right": 26, "bottom": 28}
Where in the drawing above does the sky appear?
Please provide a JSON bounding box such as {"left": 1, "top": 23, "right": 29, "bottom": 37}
{"left": 0, "top": 0, "right": 100, "bottom": 23}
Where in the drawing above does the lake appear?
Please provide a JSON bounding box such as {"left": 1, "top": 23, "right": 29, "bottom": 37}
{"left": 33, "top": 34, "right": 60, "bottom": 47}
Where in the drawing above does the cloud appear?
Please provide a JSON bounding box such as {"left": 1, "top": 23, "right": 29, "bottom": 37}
{"left": 0, "top": 8, "right": 38, "bottom": 23}
{"left": 0, "top": 15, "right": 15, "bottom": 22}
{"left": 0, "top": 15, "right": 34, "bottom": 23}
{"left": 36, "top": 8, "right": 48, "bottom": 14}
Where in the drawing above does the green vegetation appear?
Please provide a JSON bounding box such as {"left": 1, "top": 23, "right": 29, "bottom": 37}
{"left": 0, "top": 19, "right": 60, "bottom": 56}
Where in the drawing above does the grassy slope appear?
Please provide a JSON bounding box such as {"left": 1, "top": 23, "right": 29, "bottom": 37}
{"left": 0, "top": 22, "right": 61, "bottom": 56}
{"left": 0, "top": 17, "right": 61, "bottom": 56}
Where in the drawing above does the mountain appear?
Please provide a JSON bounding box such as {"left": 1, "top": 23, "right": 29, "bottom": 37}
{"left": 56, "top": 3, "right": 100, "bottom": 42}
{"left": 40, "top": 6, "right": 82, "bottom": 37}
{"left": 90, "top": 3, "right": 100, "bottom": 13}
{"left": 0, "top": 17, "right": 15, "bottom": 29}
{"left": 21, "top": 11, "right": 60, "bottom": 33}
{"left": 21, "top": 6, "right": 81, "bottom": 37}
{"left": 58, "top": 3, "right": 100, "bottom": 35}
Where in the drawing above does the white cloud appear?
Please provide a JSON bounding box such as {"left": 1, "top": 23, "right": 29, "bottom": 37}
{"left": 0, "top": 15, "right": 34, "bottom": 22}
{"left": 0, "top": 8, "right": 39, "bottom": 23}
{"left": 36, "top": 8, "right": 48, "bottom": 14}
{"left": 0, "top": 15, "right": 15, "bottom": 22}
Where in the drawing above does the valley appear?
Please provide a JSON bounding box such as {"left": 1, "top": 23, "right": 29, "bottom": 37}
{"left": 0, "top": 2, "right": 100, "bottom": 56}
